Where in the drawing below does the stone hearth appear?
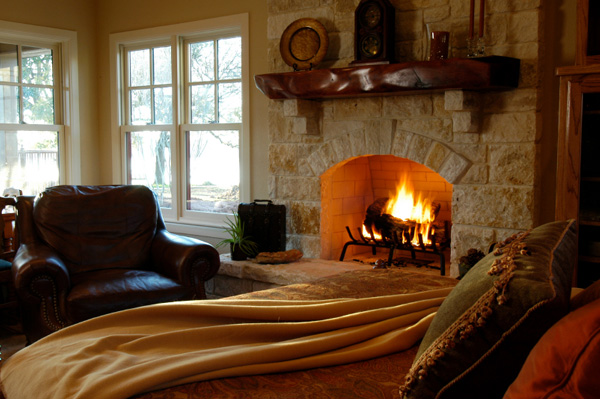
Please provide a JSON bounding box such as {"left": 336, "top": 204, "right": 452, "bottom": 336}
{"left": 206, "top": 253, "right": 448, "bottom": 298}
{"left": 265, "top": 1, "right": 542, "bottom": 277}
{"left": 206, "top": 254, "right": 371, "bottom": 298}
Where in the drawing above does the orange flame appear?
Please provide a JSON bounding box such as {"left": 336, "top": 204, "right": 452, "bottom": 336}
{"left": 365, "top": 176, "right": 435, "bottom": 247}
{"left": 362, "top": 224, "right": 382, "bottom": 240}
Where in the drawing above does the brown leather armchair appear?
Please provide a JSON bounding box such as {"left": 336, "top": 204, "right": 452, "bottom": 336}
{"left": 12, "top": 185, "right": 220, "bottom": 343}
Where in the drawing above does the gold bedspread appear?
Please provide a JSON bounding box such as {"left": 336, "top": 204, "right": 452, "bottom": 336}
{"left": 2, "top": 268, "right": 458, "bottom": 399}
{"left": 137, "top": 268, "right": 458, "bottom": 399}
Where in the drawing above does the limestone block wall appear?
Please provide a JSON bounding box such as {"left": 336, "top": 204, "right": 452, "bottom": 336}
{"left": 265, "top": 0, "right": 543, "bottom": 276}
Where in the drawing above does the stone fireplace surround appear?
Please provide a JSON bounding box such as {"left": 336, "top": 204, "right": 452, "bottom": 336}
{"left": 265, "top": 1, "right": 541, "bottom": 277}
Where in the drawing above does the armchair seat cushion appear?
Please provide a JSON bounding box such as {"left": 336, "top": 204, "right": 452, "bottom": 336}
{"left": 67, "top": 269, "right": 191, "bottom": 323}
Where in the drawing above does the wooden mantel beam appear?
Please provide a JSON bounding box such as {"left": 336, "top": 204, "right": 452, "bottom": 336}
{"left": 254, "top": 56, "right": 520, "bottom": 100}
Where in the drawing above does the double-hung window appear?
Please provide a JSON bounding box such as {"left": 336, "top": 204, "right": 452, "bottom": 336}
{"left": 123, "top": 43, "right": 174, "bottom": 210}
{"left": 113, "top": 15, "right": 249, "bottom": 229}
{"left": 0, "top": 21, "right": 78, "bottom": 196}
{"left": 0, "top": 39, "right": 62, "bottom": 194}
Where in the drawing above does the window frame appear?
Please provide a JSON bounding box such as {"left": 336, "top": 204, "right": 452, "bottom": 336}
{"left": 110, "top": 14, "right": 250, "bottom": 233}
{"left": 0, "top": 20, "right": 81, "bottom": 189}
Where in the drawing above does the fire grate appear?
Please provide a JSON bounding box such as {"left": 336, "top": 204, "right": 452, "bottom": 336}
{"left": 339, "top": 223, "right": 450, "bottom": 276}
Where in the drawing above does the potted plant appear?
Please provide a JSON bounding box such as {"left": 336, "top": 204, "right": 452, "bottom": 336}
{"left": 217, "top": 212, "right": 258, "bottom": 261}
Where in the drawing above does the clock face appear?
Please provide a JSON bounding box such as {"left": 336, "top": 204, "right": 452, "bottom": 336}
{"left": 361, "top": 4, "right": 382, "bottom": 28}
{"left": 360, "top": 34, "right": 381, "bottom": 57}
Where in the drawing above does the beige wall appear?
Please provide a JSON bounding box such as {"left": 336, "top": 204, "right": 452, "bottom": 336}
{"left": 0, "top": 0, "right": 578, "bottom": 225}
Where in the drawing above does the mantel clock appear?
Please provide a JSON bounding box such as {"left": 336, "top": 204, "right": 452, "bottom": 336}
{"left": 352, "top": 0, "right": 395, "bottom": 64}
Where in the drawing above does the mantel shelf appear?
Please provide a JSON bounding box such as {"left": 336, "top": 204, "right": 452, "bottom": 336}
{"left": 254, "top": 56, "right": 520, "bottom": 100}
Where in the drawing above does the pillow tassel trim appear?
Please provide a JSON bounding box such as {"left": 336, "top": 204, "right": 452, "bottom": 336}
{"left": 399, "top": 230, "right": 531, "bottom": 398}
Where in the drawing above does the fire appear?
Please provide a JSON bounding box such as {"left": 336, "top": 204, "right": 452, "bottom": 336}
{"left": 362, "top": 224, "right": 382, "bottom": 240}
{"left": 387, "top": 178, "right": 435, "bottom": 246}
{"left": 365, "top": 176, "right": 436, "bottom": 247}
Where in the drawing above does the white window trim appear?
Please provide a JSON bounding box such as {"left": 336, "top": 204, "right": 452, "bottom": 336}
{"left": 0, "top": 20, "right": 81, "bottom": 185}
{"left": 109, "top": 14, "right": 250, "bottom": 235}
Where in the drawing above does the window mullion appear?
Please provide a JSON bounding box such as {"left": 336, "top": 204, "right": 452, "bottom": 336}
{"left": 122, "top": 46, "right": 131, "bottom": 125}
{"left": 149, "top": 47, "right": 155, "bottom": 124}
{"left": 172, "top": 36, "right": 182, "bottom": 219}
{"left": 213, "top": 39, "right": 219, "bottom": 123}
{"left": 182, "top": 38, "right": 190, "bottom": 125}
{"left": 54, "top": 44, "right": 62, "bottom": 125}
{"left": 17, "top": 45, "right": 23, "bottom": 124}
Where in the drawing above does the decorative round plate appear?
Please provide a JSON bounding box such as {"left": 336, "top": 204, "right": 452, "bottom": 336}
{"left": 280, "top": 18, "right": 329, "bottom": 71}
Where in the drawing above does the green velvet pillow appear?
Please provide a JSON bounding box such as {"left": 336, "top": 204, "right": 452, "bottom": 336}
{"left": 399, "top": 220, "right": 577, "bottom": 399}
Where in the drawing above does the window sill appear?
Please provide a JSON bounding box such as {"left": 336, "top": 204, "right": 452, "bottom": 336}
{"left": 164, "top": 220, "right": 227, "bottom": 241}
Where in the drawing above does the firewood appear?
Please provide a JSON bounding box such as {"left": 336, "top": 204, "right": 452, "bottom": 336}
{"left": 255, "top": 249, "right": 303, "bottom": 264}
{"left": 362, "top": 198, "right": 440, "bottom": 243}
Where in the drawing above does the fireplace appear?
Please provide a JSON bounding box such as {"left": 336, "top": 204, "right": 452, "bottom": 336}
{"left": 265, "top": 2, "right": 542, "bottom": 277}
{"left": 268, "top": 89, "right": 538, "bottom": 277}
{"left": 321, "top": 154, "right": 452, "bottom": 272}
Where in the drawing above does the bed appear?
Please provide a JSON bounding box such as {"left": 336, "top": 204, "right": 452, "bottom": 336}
{"left": 2, "top": 219, "right": 600, "bottom": 399}
{"left": 130, "top": 268, "right": 457, "bottom": 399}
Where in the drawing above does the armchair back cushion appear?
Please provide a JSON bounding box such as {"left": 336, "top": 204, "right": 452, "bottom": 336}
{"left": 33, "top": 185, "right": 158, "bottom": 274}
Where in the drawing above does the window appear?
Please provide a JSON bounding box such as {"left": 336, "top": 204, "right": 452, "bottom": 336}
{"left": 0, "top": 41, "right": 59, "bottom": 194}
{"left": 112, "top": 15, "right": 249, "bottom": 228}
{"left": 184, "top": 36, "right": 242, "bottom": 214}
{"left": 0, "top": 21, "right": 79, "bottom": 195}
{"left": 123, "top": 43, "right": 173, "bottom": 208}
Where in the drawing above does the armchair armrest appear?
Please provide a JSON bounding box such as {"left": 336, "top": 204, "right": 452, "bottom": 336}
{"left": 12, "top": 242, "right": 71, "bottom": 342}
{"left": 151, "top": 229, "right": 220, "bottom": 299}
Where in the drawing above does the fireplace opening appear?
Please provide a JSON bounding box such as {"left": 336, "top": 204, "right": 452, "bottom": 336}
{"left": 339, "top": 176, "right": 451, "bottom": 274}
{"left": 320, "top": 155, "right": 452, "bottom": 274}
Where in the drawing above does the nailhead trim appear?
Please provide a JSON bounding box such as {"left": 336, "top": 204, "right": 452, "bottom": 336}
{"left": 30, "top": 275, "right": 66, "bottom": 332}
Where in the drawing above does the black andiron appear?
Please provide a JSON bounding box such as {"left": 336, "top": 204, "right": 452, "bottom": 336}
{"left": 339, "top": 222, "right": 450, "bottom": 276}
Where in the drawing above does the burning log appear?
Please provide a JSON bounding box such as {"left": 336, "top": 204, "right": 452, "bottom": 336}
{"left": 340, "top": 186, "right": 450, "bottom": 276}
{"left": 364, "top": 198, "right": 411, "bottom": 238}
{"left": 363, "top": 197, "right": 441, "bottom": 245}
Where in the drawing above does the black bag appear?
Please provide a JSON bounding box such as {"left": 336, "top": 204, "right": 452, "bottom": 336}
{"left": 238, "top": 200, "right": 286, "bottom": 256}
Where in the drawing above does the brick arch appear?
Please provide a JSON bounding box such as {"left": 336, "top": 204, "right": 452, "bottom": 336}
{"left": 307, "top": 131, "right": 471, "bottom": 184}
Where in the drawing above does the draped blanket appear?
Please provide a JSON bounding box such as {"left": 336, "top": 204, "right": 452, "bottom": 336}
{"left": 1, "top": 288, "right": 452, "bottom": 399}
